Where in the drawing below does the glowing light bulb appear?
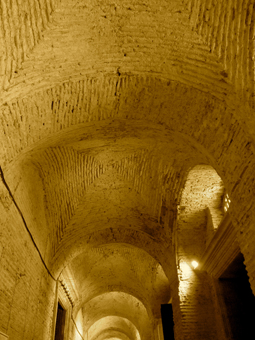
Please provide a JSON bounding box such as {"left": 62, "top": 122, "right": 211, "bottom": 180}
{"left": 191, "top": 261, "right": 198, "bottom": 269}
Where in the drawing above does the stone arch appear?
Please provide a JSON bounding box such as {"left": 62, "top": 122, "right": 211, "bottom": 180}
{"left": 72, "top": 285, "right": 154, "bottom": 323}
{"left": 51, "top": 229, "right": 176, "bottom": 284}
{"left": 1, "top": 2, "right": 255, "bottom": 340}
{"left": 79, "top": 292, "right": 152, "bottom": 340}
{"left": 173, "top": 163, "right": 235, "bottom": 340}
{"left": 2, "top": 74, "right": 255, "bottom": 297}
{"left": 176, "top": 164, "right": 225, "bottom": 264}
{"left": 87, "top": 316, "right": 140, "bottom": 340}
{"left": 0, "top": 76, "right": 250, "bottom": 167}
{"left": 62, "top": 243, "right": 171, "bottom": 321}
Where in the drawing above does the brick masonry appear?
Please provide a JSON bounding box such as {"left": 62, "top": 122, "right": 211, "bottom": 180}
{"left": 1, "top": 1, "right": 255, "bottom": 340}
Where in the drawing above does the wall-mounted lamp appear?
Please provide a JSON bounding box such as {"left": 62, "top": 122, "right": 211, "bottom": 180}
{"left": 191, "top": 261, "right": 198, "bottom": 269}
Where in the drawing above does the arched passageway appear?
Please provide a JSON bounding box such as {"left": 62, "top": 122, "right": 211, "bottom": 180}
{"left": 1, "top": 1, "right": 255, "bottom": 340}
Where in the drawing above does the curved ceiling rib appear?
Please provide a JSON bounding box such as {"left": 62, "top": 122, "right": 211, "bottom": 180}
{"left": 61, "top": 244, "right": 170, "bottom": 317}
{"left": 81, "top": 292, "right": 153, "bottom": 340}
{"left": 1, "top": 0, "right": 234, "bottom": 105}
{"left": 87, "top": 316, "right": 140, "bottom": 340}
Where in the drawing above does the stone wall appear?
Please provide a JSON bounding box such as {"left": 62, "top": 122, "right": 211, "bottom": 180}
{"left": 0, "top": 175, "right": 56, "bottom": 339}
{"left": 1, "top": 1, "right": 255, "bottom": 340}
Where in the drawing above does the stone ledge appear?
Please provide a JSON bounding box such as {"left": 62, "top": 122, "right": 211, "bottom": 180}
{"left": 200, "top": 213, "right": 239, "bottom": 278}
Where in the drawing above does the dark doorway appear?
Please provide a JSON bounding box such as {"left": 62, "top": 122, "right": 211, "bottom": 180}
{"left": 161, "top": 304, "right": 175, "bottom": 340}
{"left": 219, "top": 252, "right": 255, "bottom": 339}
{"left": 54, "top": 303, "right": 66, "bottom": 340}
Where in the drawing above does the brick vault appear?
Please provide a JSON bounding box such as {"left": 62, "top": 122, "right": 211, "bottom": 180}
{"left": 1, "top": 1, "right": 255, "bottom": 340}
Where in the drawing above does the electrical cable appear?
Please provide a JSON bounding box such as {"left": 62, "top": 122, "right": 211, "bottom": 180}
{"left": 0, "top": 166, "right": 85, "bottom": 339}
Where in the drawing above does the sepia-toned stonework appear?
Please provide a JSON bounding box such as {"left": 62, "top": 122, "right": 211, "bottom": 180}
{"left": 1, "top": 1, "right": 255, "bottom": 340}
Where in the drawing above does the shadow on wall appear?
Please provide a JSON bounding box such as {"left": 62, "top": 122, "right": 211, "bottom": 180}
{"left": 218, "top": 252, "right": 255, "bottom": 340}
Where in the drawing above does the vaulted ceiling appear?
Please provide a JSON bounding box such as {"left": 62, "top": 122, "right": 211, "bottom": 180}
{"left": 1, "top": 0, "right": 255, "bottom": 339}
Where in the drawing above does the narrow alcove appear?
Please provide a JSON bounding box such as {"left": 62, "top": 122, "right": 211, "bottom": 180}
{"left": 161, "top": 304, "right": 175, "bottom": 340}
{"left": 219, "top": 253, "right": 255, "bottom": 339}
{"left": 54, "top": 303, "right": 66, "bottom": 340}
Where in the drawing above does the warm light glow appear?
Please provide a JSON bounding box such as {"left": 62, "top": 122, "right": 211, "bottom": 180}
{"left": 178, "top": 261, "right": 193, "bottom": 297}
{"left": 179, "top": 261, "right": 192, "bottom": 277}
{"left": 191, "top": 261, "right": 198, "bottom": 269}
{"left": 223, "top": 193, "right": 231, "bottom": 213}
{"left": 74, "top": 309, "right": 83, "bottom": 340}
